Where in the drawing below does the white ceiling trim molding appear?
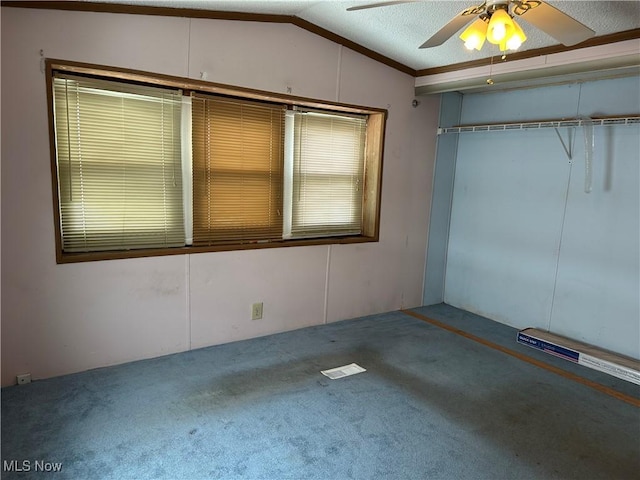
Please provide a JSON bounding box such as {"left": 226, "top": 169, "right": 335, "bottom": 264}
{"left": 415, "top": 39, "right": 640, "bottom": 95}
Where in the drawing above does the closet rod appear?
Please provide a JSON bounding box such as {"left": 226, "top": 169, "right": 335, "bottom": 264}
{"left": 438, "top": 115, "right": 640, "bottom": 135}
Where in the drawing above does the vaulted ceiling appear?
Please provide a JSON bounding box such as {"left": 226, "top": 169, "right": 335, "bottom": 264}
{"left": 83, "top": 0, "right": 640, "bottom": 73}
{"left": 6, "top": 1, "right": 640, "bottom": 76}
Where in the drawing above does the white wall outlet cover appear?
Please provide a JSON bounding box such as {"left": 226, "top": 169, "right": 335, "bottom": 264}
{"left": 251, "top": 302, "right": 263, "bottom": 320}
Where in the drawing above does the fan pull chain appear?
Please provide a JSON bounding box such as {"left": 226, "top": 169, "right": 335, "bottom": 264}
{"left": 487, "top": 55, "right": 494, "bottom": 85}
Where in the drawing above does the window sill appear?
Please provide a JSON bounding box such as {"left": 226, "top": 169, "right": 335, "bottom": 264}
{"left": 56, "top": 235, "right": 379, "bottom": 264}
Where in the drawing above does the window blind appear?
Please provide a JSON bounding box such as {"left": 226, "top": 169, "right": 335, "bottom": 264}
{"left": 291, "top": 111, "right": 366, "bottom": 237}
{"left": 191, "top": 93, "right": 285, "bottom": 245}
{"left": 52, "top": 74, "right": 184, "bottom": 252}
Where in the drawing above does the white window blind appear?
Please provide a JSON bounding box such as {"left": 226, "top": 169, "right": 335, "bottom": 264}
{"left": 291, "top": 111, "right": 366, "bottom": 237}
{"left": 52, "top": 74, "right": 184, "bottom": 252}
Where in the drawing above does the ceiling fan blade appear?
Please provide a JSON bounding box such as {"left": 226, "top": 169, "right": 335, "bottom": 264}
{"left": 347, "top": 1, "right": 420, "bottom": 12}
{"left": 419, "top": 4, "right": 484, "bottom": 48}
{"left": 515, "top": 0, "right": 595, "bottom": 46}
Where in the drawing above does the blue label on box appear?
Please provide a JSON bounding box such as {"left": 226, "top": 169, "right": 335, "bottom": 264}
{"left": 517, "top": 332, "right": 580, "bottom": 363}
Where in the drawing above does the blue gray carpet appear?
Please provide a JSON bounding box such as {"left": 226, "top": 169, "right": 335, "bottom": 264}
{"left": 2, "top": 305, "right": 639, "bottom": 479}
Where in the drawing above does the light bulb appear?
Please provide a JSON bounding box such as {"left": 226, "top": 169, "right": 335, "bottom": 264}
{"left": 506, "top": 20, "right": 527, "bottom": 50}
{"left": 493, "top": 23, "right": 506, "bottom": 42}
{"left": 459, "top": 18, "right": 488, "bottom": 51}
{"left": 506, "top": 35, "right": 521, "bottom": 50}
{"left": 487, "top": 9, "right": 515, "bottom": 45}
{"left": 464, "top": 39, "right": 477, "bottom": 50}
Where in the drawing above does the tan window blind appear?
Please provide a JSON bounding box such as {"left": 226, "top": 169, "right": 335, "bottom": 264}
{"left": 292, "top": 111, "right": 366, "bottom": 237}
{"left": 191, "top": 93, "right": 285, "bottom": 245}
{"left": 52, "top": 74, "right": 184, "bottom": 253}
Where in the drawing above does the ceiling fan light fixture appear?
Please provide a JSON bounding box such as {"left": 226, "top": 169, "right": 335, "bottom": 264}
{"left": 486, "top": 8, "right": 515, "bottom": 44}
{"left": 505, "top": 19, "right": 527, "bottom": 50}
{"left": 459, "top": 17, "right": 488, "bottom": 51}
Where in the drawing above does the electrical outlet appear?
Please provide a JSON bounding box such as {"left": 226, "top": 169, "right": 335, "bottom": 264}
{"left": 16, "top": 373, "right": 31, "bottom": 385}
{"left": 251, "top": 302, "right": 263, "bottom": 321}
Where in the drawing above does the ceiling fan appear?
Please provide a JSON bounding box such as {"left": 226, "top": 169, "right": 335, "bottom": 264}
{"left": 347, "top": 0, "right": 596, "bottom": 51}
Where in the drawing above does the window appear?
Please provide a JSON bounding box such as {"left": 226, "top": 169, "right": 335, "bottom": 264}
{"left": 47, "top": 61, "right": 386, "bottom": 262}
{"left": 288, "top": 110, "right": 367, "bottom": 238}
{"left": 52, "top": 75, "right": 184, "bottom": 252}
{"left": 191, "top": 94, "right": 285, "bottom": 245}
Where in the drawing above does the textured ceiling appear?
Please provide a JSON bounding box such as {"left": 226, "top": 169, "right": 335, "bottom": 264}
{"left": 82, "top": 0, "right": 640, "bottom": 71}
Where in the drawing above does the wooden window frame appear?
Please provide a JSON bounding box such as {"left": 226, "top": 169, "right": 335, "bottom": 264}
{"left": 46, "top": 59, "right": 387, "bottom": 263}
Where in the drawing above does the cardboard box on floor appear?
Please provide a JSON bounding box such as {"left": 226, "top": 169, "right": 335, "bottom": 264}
{"left": 517, "top": 328, "right": 640, "bottom": 385}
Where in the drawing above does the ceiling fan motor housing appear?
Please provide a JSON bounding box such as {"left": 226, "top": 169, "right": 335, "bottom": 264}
{"left": 479, "top": 1, "right": 541, "bottom": 17}
{"left": 486, "top": 0, "right": 511, "bottom": 13}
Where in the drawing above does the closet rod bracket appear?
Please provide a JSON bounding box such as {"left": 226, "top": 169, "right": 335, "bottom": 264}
{"left": 554, "top": 126, "right": 574, "bottom": 161}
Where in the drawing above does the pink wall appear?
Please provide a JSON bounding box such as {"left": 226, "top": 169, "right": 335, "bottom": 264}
{"left": 0, "top": 7, "right": 439, "bottom": 386}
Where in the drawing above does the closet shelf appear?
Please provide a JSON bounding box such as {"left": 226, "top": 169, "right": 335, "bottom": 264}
{"left": 437, "top": 115, "right": 640, "bottom": 135}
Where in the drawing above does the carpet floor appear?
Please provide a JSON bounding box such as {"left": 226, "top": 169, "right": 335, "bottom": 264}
{"left": 2, "top": 304, "right": 639, "bottom": 479}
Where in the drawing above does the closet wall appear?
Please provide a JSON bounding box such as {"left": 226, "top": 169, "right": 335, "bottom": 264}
{"left": 443, "top": 76, "right": 639, "bottom": 359}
